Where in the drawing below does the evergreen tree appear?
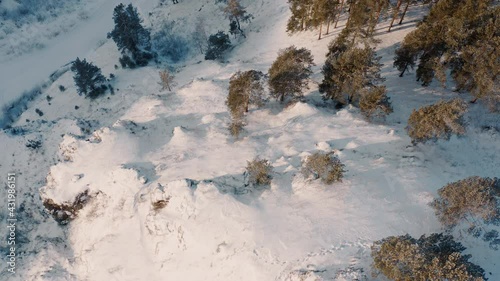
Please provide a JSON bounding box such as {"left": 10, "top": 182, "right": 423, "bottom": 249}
{"left": 108, "top": 3, "right": 153, "bottom": 67}
{"left": 223, "top": 0, "right": 252, "bottom": 37}
{"left": 394, "top": 0, "right": 499, "bottom": 110}
{"left": 227, "top": 70, "right": 265, "bottom": 119}
{"left": 320, "top": 38, "right": 385, "bottom": 106}
{"left": 286, "top": 0, "right": 314, "bottom": 33}
{"left": 268, "top": 46, "right": 314, "bottom": 103}
{"left": 71, "top": 58, "right": 107, "bottom": 99}
{"left": 205, "top": 31, "right": 232, "bottom": 60}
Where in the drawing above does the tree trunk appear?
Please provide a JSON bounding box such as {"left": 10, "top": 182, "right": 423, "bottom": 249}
{"left": 334, "top": 0, "right": 344, "bottom": 28}
{"left": 398, "top": 0, "right": 410, "bottom": 25}
{"left": 280, "top": 93, "right": 285, "bottom": 103}
{"left": 326, "top": 20, "right": 331, "bottom": 35}
{"left": 318, "top": 23, "right": 323, "bottom": 40}
{"left": 399, "top": 63, "right": 408, "bottom": 77}
{"left": 388, "top": 0, "right": 402, "bottom": 32}
{"left": 371, "top": 1, "right": 383, "bottom": 33}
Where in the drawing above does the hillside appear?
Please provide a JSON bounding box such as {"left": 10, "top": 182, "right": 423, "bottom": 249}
{"left": 0, "top": 0, "right": 499, "bottom": 280}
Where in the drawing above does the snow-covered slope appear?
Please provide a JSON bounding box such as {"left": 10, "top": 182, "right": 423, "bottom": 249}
{"left": 0, "top": 0, "right": 499, "bottom": 280}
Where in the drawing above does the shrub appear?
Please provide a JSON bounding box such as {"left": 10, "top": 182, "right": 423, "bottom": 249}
{"left": 407, "top": 99, "right": 467, "bottom": 144}
{"left": 359, "top": 85, "right": 393, "bottom": 120}
{"left": 205, "top": 31, "right": 232, "bottom": 60}
{"left": 58, "top": 85, "right": 66, "bottom": 92}
{"left": 302, "top": 152, "right": 345, "bottom": 184}
{"left": 268, "top": 46, "right": 314, "bottom": 102}
{"left": 246, "top": 158, "right": 273, "bottom": 186}
{"left": 372, "top": 233, "right": 486, "bottom": 281}
{"left": 431, "top": 176, "right": 500, "bottom": 228}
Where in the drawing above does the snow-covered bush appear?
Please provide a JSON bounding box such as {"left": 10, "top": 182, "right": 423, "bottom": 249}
{"left": 152, "top": 22, "right": 190, "bottom": 63}
{"left": 302, "top": 152, "right": 345, "bottom": 184}
{"left": 205, "top": 31, "right": 231, "bottom": 60}
{"left": 431, "top": 176, "right": 500, "bottom": 228}
{"left": 246, "top": 158, "right": 273, "bottom": 186}
{"left": 407, "top": 99, "right": 467, "bottom": 144}
{"left": 371, "top": 233, "right": 486, "bottom": 281}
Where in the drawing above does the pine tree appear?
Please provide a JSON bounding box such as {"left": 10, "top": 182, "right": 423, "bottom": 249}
{"left": 286, "top": 0, "right": 314, "bottom": 33}
{"left": 223, "top": 0, "right": 252, "bottom": 37}
{"left": 268, "top": 46, "right": 315, "bottom": 103}
{"left": 108, "top": 4, "right": 153, "bottom": 67}
{"left": 227, "top": 70, "right": 265, "bottom": 119}
{"left": 71, "top": 58, "right": 107, "bottom": 99}
{"left": 394, "top": 0, "right": 499, "bottom": 110}
{"left": 320, "top": 40, "right": 385, "bottom": 106}
{"left": 205, "top": 31, "right": 232, "bottom": 60}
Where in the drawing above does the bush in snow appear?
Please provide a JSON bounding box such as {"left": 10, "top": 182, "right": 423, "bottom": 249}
{"left": 431, "top": 176, "right": 500, "bottom": 228}
{"left": 268, "top": 46, "right": 314, "bottom": 103}
{"left": 302, "top": 152, "right": 345, "bottom": 184}
{"left": 205, "top": 31, "right": 232, "bottom": 60}
{"left": 246, "top": 158, "right": 273, "bottom": 186}
{"left": 108, "top": 4, "right": 153, "bottom": 68}
{"left": 407, "top": 99, "right": 467, "bottom": 144}
{"left": 359, "top": 85, "right": 393, "bottom": 120}
{"left": 371, "top": 233, "right": 486, "bottom": 281}
{"left": 43, "top": 189, "right": 95, "bottom": 225}
{"left": 71, "top": 58, "right": 107, "bottom": 99}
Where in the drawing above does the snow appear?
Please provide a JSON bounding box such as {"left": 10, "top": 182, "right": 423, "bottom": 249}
{"left": 0, "top": 0, "right": 499, "bottom": 280}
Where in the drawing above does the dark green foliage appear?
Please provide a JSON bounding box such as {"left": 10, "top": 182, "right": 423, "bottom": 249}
{"left": 394, "top": 0, "right": 499, "bottom": 109}
{"left": 431, "top": 176, "right": 500, "bottom": 227}
{"left": 108, "top": 4, "right": 153, "bottom": 67}
{"left": 268, "top": 46, "right": 314, "bottom": 102}
{"left": 70, "top": 58, "right": 107, "bottom": 98}
{"left": 407, "top": 99, "right": 467, "bottom": 144}
{"left": 320, "top": 38, "right": 385, "bottom": 107}
{"left": 372, "top": 233, "right": 486, "bottom": 281}
{"left": 35, "top": 108, "right": 43, "bottom": 117}
{"left": 205, "top": 31, "right": 232, "bottom": 60}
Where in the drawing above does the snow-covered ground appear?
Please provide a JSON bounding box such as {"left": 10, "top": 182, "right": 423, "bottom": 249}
{"left": 0, "top": 0, "right": 499, "bottom": 280}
